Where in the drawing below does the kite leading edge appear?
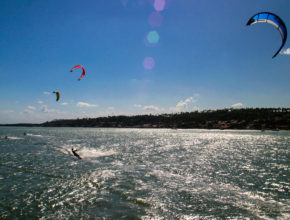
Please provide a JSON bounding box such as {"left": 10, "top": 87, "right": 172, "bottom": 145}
{"left": 246, "top": 12, "right": 287, "bottom": 58}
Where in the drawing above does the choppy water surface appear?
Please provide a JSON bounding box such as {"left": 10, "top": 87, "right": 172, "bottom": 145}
{"left": 0, "top": 127, "right": 289, "bottom": 219}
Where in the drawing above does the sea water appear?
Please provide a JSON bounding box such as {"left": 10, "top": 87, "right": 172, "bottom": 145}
{"left": 0, "top": 127, "right": 289, "bottom": 219}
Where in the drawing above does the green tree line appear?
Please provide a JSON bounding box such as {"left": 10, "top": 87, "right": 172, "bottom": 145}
{"left": 37, "top": 108, "right": 289, "bottom": 130}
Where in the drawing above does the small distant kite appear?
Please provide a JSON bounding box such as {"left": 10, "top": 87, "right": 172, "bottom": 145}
{"left": 70, "top": 65, "right": 86, "bottom": 81}
{"left": 246, "top": 12, "right": 287, "bottom": 58}
{"left": 53, "top": 91, "right": 60, "bottom": 101}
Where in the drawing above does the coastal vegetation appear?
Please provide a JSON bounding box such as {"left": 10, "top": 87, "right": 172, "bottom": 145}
{"left": 1, "top": 108, "right": 289, "bottom": 130}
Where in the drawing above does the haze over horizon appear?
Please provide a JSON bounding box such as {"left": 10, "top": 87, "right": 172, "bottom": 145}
{"left": 0, "top": 0, "right": 289, "bottom": 123}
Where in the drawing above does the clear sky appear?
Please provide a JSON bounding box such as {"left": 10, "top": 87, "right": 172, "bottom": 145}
{"left": 0, "top": 0, "right": 289, "bottom": 123}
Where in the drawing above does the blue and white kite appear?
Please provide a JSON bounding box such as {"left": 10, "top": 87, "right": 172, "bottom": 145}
{"left": 247, "top": 12, "right": 287, "bottom": 58}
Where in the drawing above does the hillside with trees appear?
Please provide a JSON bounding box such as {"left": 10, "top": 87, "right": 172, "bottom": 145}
{"left": 34, "top": 108, "right": 290, "bottom": 130}
{"left": 1, "top": 108, "right": 289, "bottom": 130}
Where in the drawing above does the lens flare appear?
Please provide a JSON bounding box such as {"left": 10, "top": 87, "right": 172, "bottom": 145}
{"left": 154, "top": 0, "right": 166, "bottom": 11}
{"left": 148, "top": 12, "right": 163, "bottom": 27}
{"left": 143, "top": 57, "right": 155, "bottom": 70}
{"left": 146, "top": 30, "right": 160, "bottom": 44}
{"left": 120, "top": 0, "right": 129, "bottom": 7}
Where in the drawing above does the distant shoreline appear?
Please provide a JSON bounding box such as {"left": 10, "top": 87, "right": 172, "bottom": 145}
{"left": 0, "top": 125, "right": 286, "bottom": 131}
{"left": 1, "top": 108, "right": 289, "bottom": 130}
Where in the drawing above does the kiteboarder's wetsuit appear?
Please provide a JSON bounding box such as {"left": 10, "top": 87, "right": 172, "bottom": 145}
{"left": 72, "top": 148, "right": 81, "bottom": 159}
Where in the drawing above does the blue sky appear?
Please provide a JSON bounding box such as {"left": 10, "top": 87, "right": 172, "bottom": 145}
{"left": 0, "top": 0, "right": 289, "bottom": 123}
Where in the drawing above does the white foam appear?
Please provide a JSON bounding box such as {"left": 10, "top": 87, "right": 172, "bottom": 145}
{"left": 3, "top": 136, "right": 23, "bottom": 140}
{"left": 77, "top": 147, "right": 117, "bottom": 159}
{"left": 27, "top": 134, "right": 44, "bottom": 138}
{"left": 52, "top": 145, "right": 117, "bottom": 159}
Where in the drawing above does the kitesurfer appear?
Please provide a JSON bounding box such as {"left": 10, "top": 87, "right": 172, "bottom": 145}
{"left": 72, "top": 148, "right": 82, "bottom": 159}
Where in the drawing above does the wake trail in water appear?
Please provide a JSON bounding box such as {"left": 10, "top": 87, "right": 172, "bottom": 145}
{"left": 78, "top": 147, "right": 117, "bottom": 159}
{"left": 50, "top": 145, "right": 117, "bottom": 159}
{"left": 50, "top": 146, "right": 71, "bottom": 155}
{"left": 26, "top": 134, "right": 45, "bottom": 138}
{"left": 2, "top": 136, "right": 23, "bottom": 140}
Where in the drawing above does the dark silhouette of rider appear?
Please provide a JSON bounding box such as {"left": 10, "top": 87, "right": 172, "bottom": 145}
{"left": 72, "top": 148, "right": 82, "bottom": 159}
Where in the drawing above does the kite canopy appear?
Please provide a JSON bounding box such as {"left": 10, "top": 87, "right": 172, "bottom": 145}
{"left": 247, "top": 12, "right": 287, "bottom": 58}
{"left": 70, "top": 65, "right": 86, "bottom": 80}
{"left": 53, "top": 91, "right": 60, "bottom": 101}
